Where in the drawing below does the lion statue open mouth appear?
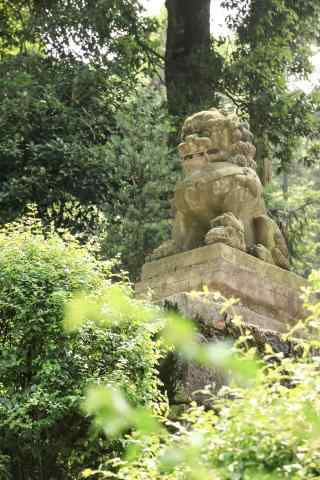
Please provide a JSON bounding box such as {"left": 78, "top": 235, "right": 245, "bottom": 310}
{"left": 150, "top": 108, "right": 289, "bottom": 270}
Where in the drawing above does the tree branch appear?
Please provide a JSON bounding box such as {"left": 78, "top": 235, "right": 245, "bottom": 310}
{"left": 224, "top": 88, "right": 247, "bottom": 110}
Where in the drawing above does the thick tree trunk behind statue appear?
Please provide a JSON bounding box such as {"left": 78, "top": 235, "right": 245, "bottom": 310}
{"left": 165, "top": 0, "right": 211, "bottom": 118}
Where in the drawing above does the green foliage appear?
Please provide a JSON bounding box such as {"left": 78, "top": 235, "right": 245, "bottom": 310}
{"left": 69, "top": 279, "right": 320, "bottom": 479}
{"left": 0, "top": 454, "right": 11, "bottom": 480}
{"left": 0, "top": 0, "right": 159, "bottom": 74}
{"left": 0, "top": 53, "right": 178, "bottom": 279}
{"left": 0, "top": 53, "right": 118, "bottom": 233}
{"left": 219, "top": 0, "right": 320, "bottom": 173}
{"left": 0, "top": 0, "right": 37, "bottom": 55}
{"left": 264, "top": 142, "right": 320, "bottom": 277}
{"left": 0, "top": 218, "right": 166, "bottom": 479}
{"left": 99, "top": 88, "right": 180, "bottom": 279}
{"left": 0, "top": 50, "right": 178, "bottom": 278}
{"left": 0, "top": 0, "right": 166, "bottom": 268}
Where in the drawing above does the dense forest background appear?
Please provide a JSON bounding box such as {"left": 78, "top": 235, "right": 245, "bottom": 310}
{"left": 1, "top": 1, "right": 320, "bottom": 479}
{"left": 0, "top": 0, "right": 320, "bottom": 279}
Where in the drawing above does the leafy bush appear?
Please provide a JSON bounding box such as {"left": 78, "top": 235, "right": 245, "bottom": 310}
{"left": 0, "top": 218, "right": 166, "bottom": 479}
{"left": 71, "top": 277, "right": 320, "bottom": 480}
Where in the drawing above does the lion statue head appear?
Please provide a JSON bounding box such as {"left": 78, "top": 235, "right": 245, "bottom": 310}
{"left": 178, "top": 109, "right": 257, "bottom": 174}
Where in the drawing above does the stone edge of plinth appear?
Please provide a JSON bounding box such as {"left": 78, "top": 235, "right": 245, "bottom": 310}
{"left": 135, "top": 243, "right": 307, "bottom": 326}
{"left": 141, "top": 243, "right": 306, "bottom": 291}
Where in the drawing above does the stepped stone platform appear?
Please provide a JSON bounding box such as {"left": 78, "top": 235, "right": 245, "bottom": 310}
{"left": 136, "top": 243, "right": 307, "bottom": 332}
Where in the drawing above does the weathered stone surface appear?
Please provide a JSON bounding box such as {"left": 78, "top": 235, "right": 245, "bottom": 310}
{"left": 161, "top": 291, "right": 287, "bottom": 333}
{"left": 136, "top": 243, "right": 307, "bottom": 329}
{"left": 159, "top": 292, "right": 304, "bottom": 407}
{"left": 149, "top": 109, "right": 289, "bottom": 270}
{"left": 205, "top": 212, "right": 246, "bottom": 251}
{"left": 159, "top": 338, "right": 227, "bottom": 408}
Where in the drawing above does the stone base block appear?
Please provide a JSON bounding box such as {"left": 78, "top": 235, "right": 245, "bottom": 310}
{"left": 159, "top": 292, "right": 300, "bottom": 407}
{"left": 136, "top": 243, "right": 307, "bottom": 331}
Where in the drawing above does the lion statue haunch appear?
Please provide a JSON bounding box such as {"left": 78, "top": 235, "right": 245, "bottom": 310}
{"left": 151, "top": 109, "right": 289, "bottom": 270}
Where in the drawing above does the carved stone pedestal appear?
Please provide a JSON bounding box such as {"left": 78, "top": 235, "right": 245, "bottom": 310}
{"left": 137, "top": 243, "right": 307, "bottom": 407}
{"left": 136, "top": 243, "right": 307, "bottom": 332}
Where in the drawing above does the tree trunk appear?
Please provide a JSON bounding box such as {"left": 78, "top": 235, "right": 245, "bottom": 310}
{"left": 165, "top": 0, "right": 211, "bottom": 118}
{"left": 243, "top": 1, "right": 273, "bottom": 186}
{"left": 282, "top": 170, "right": 289, "bottom": 201}
{"left": 255, "top": 135, "right": 273, "bottom": 186}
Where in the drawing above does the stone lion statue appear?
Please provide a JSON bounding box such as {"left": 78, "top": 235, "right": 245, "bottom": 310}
{"left": 151, "top": 108, "right": 289, "bottom": 270}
